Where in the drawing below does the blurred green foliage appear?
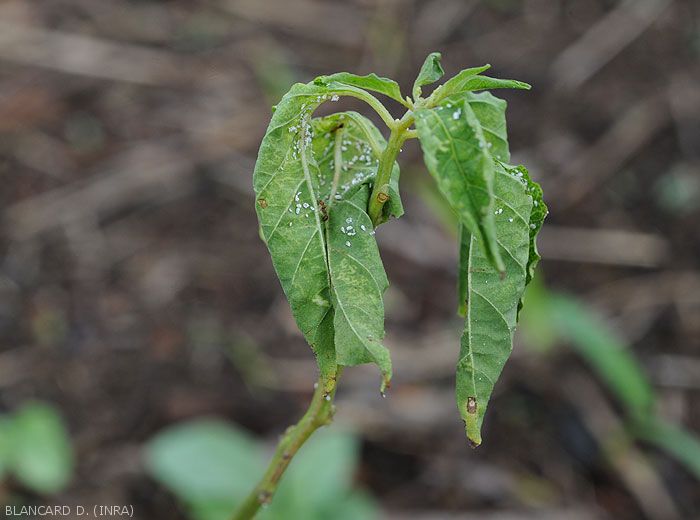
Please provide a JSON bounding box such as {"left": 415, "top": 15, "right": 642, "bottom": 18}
{"left": 0, "top": 402, "right": 73, "bottom": 495}
{"left": 522, "top": 281, "right": 655, "bottom": 418}
{"left": 520, "top": 281, "right": 700, "bottom": 480}
{"left": 653, "top": 165, "right": 700, "bottom": 216}
{"left": 145, "top": 420, "right": 376, "bottom": 520}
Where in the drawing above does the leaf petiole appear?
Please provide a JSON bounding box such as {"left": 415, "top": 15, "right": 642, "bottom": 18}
{"left": 367, "top": 110, "right": 415, "bottom": 225}
{"left": 337, "top": 87, "right": 397, "bottom": 129}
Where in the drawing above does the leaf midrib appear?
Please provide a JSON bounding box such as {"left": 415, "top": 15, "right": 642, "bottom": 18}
{"left": 423, "top": 107, "right": 490, "bottom": 223}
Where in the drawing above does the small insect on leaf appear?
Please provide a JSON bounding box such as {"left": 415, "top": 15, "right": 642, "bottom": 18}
{"left": 318, "top": 199, "right": 329, "bottom": 221}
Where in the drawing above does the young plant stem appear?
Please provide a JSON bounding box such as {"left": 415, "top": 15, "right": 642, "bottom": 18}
{"left": 231, "top": 371, "right": 340, "bottom": 520}
{"left": 367, "top": 112, "right": 415, "bottom": 226}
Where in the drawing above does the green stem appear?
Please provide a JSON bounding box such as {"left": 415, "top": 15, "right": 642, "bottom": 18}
{"left": 231, "top": 371, "right": 340, "bottom": 520}
{"left": 367, "top": 112, "right": 415, "bottom": 226}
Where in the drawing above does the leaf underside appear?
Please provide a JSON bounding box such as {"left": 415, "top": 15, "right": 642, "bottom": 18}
{"left": 254, "top": 82, "right": 400, "bottom": 390}
{"left": 414, "top": 96, "right": 505, "bottom": 274}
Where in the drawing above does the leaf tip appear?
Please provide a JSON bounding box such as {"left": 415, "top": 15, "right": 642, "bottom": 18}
{"left": 462, "top": 396, "right": 482, "bottom": 447}
{"left": 464, "top": 418, "right": 482, "bottom": 447}
{"left": 380, "top": 376, "right": 391, "bottom": 397}
{"left": 427, "top": 51, "right": 443, "bottom": 67}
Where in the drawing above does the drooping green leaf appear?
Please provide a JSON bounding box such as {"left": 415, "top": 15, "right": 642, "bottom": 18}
{"left": 414, "top": 96, "right": 505, "bottom": 274}
{"left": 454, "top": 90, "right": 523, "bottom": 315}
{"left": 310, "top": 111, "right": 400, "bottom": 387}
{"left": 9, "top": 402, "right": 73, "bottom": 494}
{"left": 467, "top": 91, "right": 510, "bottom": 163}
{"left": 327, "top": 185, "right": 392, "bottom": 392}
{"left": 430, "top": 64, "right": 530, "bottom": 105}
{"left": 254, "top": 81, "right": 339, "bottom": 389}
{"left": 255, "top": 84, "right": 397, "bottom": 389}
{"left": 412, "top": 52, "right": 444, "bottom": 100}
{"left": 455, "top": 91, "right": 510, "bottom": 316}
{"left": 456, "top": 163, "right": 534, "bottom": 446}
{"left": 316, "top": 72, "right": 404, "bottom": 105}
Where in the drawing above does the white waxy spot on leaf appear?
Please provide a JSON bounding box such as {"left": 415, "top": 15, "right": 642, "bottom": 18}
{"left": 312, "top": 294, "right": 330, "bottom": 307}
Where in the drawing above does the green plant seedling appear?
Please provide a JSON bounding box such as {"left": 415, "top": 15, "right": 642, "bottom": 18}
{"left": 245, "top": 52, "right": 545, "bottom": 519}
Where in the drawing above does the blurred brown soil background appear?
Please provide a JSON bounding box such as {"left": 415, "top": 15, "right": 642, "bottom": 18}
{"left": 1, "top": 0, "right": 699, "bottom": 518}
